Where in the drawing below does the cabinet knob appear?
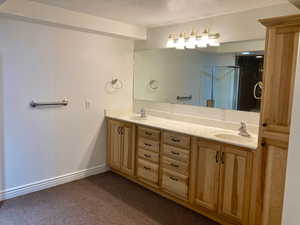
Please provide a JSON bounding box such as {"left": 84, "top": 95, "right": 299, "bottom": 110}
{"left": 261, "top": 142, "right": 266, "bottom": 147}
{"left": 262, "top": 123, "right": 267, "bottom": 127}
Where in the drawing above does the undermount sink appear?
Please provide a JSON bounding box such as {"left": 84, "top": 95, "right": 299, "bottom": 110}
{"left": 214, "top": 133, "right": 254, "bottom": 143}
{"left": 129, "top": 115, "right": 147, "bottom": 121}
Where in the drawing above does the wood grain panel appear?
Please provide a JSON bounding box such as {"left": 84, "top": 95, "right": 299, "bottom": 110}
{"left": 138, "top": 148, "right": 159, "bottom": 163}
{"left": 163, "top": 131, "right": 191, "bottom": 149}
{"left": 190, "top": 142, "right": 220, "bottom": 212}
{"left": 161, "top": 168, "right": 188, "bottom": 200}
{"left": 120, "top": 123, "right": 135, "bottom": 176}
{"left": 261, "top": 143, "right": 288, "bottom": 225}
{"left": 138, "top": 126, "right": 160, "bottom": 141}
{"left": 218, "top": 146, "right": 251, "bottom": 224}
{"left": 138, "top": 137, "right": 160, "bottom": 152}
{"left": 261, "top": 28, "right": 299, "bottom": 134}
{"left": 107, "top": 119, "right": 123, "bottom": 170}
{"left": 137, "top": 158, "right": 159, "bottom": 185}
{"left": 163, "top": 144, "right": 190, "bottom": 163}
{"left": 162, "top": 156, "right": 189, "bottom": 176}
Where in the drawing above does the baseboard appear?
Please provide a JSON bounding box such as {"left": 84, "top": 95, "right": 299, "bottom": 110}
{"left": 0, "top": 164, "right": 110, "bottom": 201}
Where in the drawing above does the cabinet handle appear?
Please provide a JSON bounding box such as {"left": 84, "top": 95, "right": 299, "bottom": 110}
{"left": 143, "top": 166, "right": 151, "bottom": 170}
{"left": 144, "top": 143, "right": 152, "bottom": 147}
{"left": 117, "top": 127, "right": 122, "bottom": 135}
{"left": 120, "top": 127, "right": 124, "bottom": 135}
{"left": 171, "top": 137, "right": 180, "bottom": 143}
{"left": 262, "top": 123, "right": 267, "bottom": 127}
{"left": 144, "top": 154, "right": 151, "bottom": 158}
{"left": 145, "top": 131, "right": 153, "bottom": 136}
{"left": 169, "top": 176, "right": 178, "bottom": 181}
{"left": 261, "top": 142, "right": 266, "bottom": 147}
{"left": 171, "top": 151, "right": 180, "bottom": 155}
{"left": 216, "top": 151, "right": 219, "bottom": 163}
{"left": 170, "top": 163, "right": 179, "bottom": 168}
{"left": 221, "top": 152, "right": 225, "bottom": 164}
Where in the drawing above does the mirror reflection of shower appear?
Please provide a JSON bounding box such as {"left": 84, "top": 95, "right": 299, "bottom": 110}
{"left": 207, "top": 65, "right": 240, "bottom": 110}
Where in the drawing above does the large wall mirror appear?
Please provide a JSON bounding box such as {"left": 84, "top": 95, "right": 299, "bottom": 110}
{"left": 134, "top": 40, "right": 264, "bottom": 112}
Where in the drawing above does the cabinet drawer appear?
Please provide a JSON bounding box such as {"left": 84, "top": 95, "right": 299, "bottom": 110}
{"left": 138, "top": 137, "right": 160, "bottom": 152}
{"left": 137, "top": 159, "right": 159, "bottom": 184}
{"left": 163, "top": 144, "right": 190, "bottom": 163}
{"left": 161, "top": 169, "right": 188, "bottom": 200}
{"left": 138, "top": 148, "right": 159, "bottom": 163}
{"left": 162, "top": 156, "right": 189, "bottom": 175}
{"left": 138, "top": 126, "right": 160, "bottom": 141}
{"left": 163, "top": 131, "right": 190, "bottom": 149}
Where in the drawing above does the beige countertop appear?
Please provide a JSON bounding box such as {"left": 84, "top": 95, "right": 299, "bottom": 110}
{"left": 105, "top": 111, "right": 258, "bottom": 150}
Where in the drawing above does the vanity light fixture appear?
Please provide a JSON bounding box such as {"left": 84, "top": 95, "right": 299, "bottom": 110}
{"left": 166, "top": 29, "right": 221, "bottom": 49}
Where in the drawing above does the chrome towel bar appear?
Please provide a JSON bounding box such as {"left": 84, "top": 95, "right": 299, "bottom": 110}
{"left": 30, "top": 99, "right": 68, "bottom": 108}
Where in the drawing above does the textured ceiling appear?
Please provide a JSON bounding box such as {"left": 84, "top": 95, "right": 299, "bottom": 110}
{"left": 31, "top": 0, "right": 288, "bottom": 27}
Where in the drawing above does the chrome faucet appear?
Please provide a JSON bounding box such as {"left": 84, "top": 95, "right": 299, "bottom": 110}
{"left": 238, "top": 121, "right": 251, "bottom": 137}
{"left": 140, "top": 108, "right": 146, "bottom": 118}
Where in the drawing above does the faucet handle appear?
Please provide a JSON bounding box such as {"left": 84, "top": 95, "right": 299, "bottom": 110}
{"left": 240, "top": 121, "right": 247, "bottom": 128}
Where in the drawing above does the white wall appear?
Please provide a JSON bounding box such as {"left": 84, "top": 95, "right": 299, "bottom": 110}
{"left": 282, "top": 34, "right": 300, "bottom": 225}
{"left": 0, "top": 0, "right": 147, "bottom": 40}
{"left": 135, "top": 3, "right": 298, "bottom": 50}
{"left": 0, "top": 18, "right": 134, "bottom": 191}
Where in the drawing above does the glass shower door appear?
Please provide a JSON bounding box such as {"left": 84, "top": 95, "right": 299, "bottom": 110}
{"left": 212, "top": 66, "right": 240, "bottom": 110}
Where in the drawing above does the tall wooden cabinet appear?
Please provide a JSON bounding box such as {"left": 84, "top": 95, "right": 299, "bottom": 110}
{"left": 256, "top": 14, "right": 300, "bottom": 225}
{"left": 107, "top": 119, "right": 136, "bottom": 176}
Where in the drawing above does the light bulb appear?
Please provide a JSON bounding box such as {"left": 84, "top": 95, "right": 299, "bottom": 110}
{"left": 186, "top": 30, "right": 197, "bottom": 49}
{"left": 176, "top": 33, "right": 185, "bottom": 50}
{"left": 196, "top": 36, "right": 207, "bottom": 48}
{"left": 208, "top": 38, "right": 220, "bottom": 47}
{"left": 166, "top": 34, "right": 175, "bottom": 48}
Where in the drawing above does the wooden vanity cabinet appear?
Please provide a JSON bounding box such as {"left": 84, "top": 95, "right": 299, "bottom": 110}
{"left": 107, "top": 120, "right": 254, "bottom": 225}
{"left": 190, "top": 138, "right": 252, "bottom": 225}
{"left": 107, "top": 119, "right": 136, "bottom": 177}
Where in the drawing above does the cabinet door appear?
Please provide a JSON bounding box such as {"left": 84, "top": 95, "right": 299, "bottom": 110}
{"left": 218, "top": 146, "right": 251, "bottom": 224}
{"left": 190, "top": 139, "right": 221, "bottom": 212}
{"left": 120, "top": 123, "right": 136, "bottom": 176}
{"left": 261, "top": 139, "right": 288, "bottom": 225}
{"left": 107, "top": 119, "right": 123, "bottom": 170}
{"left": 261, "top": 27, "right": 299, "bottom": 134}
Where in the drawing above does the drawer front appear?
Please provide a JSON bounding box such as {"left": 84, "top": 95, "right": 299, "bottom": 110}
{"left": 137, "top": 159, "right": 159, "bottom": 184}
{"left": 163, "top": 144, "right": 190, "bottom": 163}
{"left": 161, "top": 169, "right": 188, "bottom": 200}
{"left": 163, "top": 131, "right": 190, "bottom": 149}
{"left": 138, "top": 148, "right": 159, "bottom": 163}
{"left": 138, "top": 126, "right": 160, "bottom": 141}
{"left": 162, "top": 156, "right": 189, "bottom": 175}
{"left": 138, "top": 137, "right": 160, "bottom": 153}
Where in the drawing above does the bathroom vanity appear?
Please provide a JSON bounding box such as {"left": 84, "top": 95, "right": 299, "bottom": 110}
{"left": 106, "top": 112, "right": 258, "bottom": 225}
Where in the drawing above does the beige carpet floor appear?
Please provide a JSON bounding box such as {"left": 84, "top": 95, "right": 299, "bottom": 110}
{"left": 0, "top": 171, "right": 220, "bottom": 225}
